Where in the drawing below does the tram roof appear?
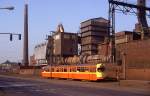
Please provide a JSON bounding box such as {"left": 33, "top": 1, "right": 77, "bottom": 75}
{"left": 46, "top": 64, "right": 101, "bottom": 67}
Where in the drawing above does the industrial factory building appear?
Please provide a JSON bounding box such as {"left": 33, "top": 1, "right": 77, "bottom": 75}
{"left": 30, "top": 42, "right": 47, "bottom": 66}
{"left": 46, "top": 23, "right": 79, "bottom": 65}
{"left": 31, "top": 15, "right": 150, "bottom": 81}
{"left": 30, "top": 0, "right": 150, "bottom": 81}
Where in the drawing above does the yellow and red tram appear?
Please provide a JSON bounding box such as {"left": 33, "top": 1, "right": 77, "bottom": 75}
{"left": 41, "top": 63, "right": 106, "bottom": 81}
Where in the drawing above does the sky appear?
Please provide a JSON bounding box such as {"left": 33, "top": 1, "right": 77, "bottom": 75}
{"left": 0, "top": 0, "right": 149, "bottom": 63}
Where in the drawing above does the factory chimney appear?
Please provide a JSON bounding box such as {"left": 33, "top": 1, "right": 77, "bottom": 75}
{"left": 23, "top": 2, "right": 29, "bottom": 66}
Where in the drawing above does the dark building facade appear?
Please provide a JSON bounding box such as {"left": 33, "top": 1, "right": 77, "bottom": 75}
{"left": 53, "top": 32, "right": 78, "bottom": 56}
{"left": 80, "top": 17, "right": 109, "bottom": 55}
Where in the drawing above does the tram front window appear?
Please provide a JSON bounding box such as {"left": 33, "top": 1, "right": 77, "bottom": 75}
{"left": 97, "top": 66, "right": 105, "bottom": 72}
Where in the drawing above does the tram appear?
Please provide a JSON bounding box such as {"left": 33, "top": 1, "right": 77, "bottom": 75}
{"left": 41, "top": 63, "right": 106, "bottom": 81}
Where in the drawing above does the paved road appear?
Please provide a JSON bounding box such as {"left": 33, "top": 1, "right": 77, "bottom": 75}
{"left": 0, "top": 75, "right": 149, "bottom": 96}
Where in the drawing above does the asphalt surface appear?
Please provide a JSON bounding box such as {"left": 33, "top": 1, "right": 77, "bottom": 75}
{"left": 0, "top": 75, "right": 149, "bottom": 96}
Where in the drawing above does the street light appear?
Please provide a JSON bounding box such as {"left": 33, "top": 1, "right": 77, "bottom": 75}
{"left": 0, "top": 5, "right": 16, "bottom": 41}
{"left": 0, "top": 6, "right": 14, "bottom": 10}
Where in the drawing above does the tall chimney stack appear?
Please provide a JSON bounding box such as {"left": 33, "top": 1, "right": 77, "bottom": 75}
{"left": 23, "top": 2, "right": 29, "bottom": 66}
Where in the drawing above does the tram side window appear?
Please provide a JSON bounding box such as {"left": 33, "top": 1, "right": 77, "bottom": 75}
{"left": 54, "top": 68, "right": 56, "bottom": 72}
{"left": 69, "top": 67, "right": 72, "bottom": 72}
{"left": 51, "top": 68, "right": 54, "bottom": 72}
{"left": 77, "top": 67, "right": 81, "bottom": 72}
{"left": 61, "top": 68, "right": 63, "bottom": 72}
{"left": 81, "top": 67, "right": 85, "bottom": 72}
{"left": 64, "top": 68, "right": 67, "bottom": 72}
{"left": 85, "top": 67, "right": 89, "bottom": 72}
{"left": 56, "top": 68, "right": 59, "bottom": 72}
{"left": 90, "top": 67, "right": 96, "bottom": 72}
{"left": 77, "top": 67, "right": 88, "bottom": 72}
{"left": 69, "top": 68, "right": 71, "bottom": 72}
{"left": 45, "top": 69, "right": 49, "bottom": 72}
{"left": 71, "top": 68, "right": 76, "bottom": 72}
{"left": 62, "top": 68, "right": 64, "bottom": 72}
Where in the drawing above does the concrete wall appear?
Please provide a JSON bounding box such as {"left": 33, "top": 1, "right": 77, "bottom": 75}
{"left": 20, "top": 68, "right": 42, "bottom": 76}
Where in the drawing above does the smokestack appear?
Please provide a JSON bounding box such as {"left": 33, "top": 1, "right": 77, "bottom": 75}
{"left": 23, "top": 3, "right": 29, "bottom": 66}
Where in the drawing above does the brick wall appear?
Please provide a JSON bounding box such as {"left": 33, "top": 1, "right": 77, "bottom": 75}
{"left": 116, "top": 39, "right": 150, "bottom": 80}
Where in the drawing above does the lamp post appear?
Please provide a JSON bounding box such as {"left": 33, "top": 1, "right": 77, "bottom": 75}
{"left": 0, "top": 6, "right": 18, "bottom": 41}
{"left": 0, "top": 6, "right": 17, "bottom": 41}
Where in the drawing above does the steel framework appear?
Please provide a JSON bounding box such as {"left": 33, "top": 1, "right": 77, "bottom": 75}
{"left": 108, "top": 0, "right": 150, "bottom": 63}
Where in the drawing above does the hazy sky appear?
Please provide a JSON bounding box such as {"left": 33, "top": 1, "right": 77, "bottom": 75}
{"left": 0, "top": 0, "right": 149, "bottom": 63}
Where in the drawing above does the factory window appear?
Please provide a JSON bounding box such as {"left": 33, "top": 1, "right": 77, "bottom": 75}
{"left": 71, "top": 35, "right": 76, "bottom": 39}
{"left": 64, "top": 34, "right": 70, "bottom": 39}
{"left": 117, "top": 60, "right": 122, "bottom": 66}
{"left": 70, "top": 48, "right": 73, "bottom": 52}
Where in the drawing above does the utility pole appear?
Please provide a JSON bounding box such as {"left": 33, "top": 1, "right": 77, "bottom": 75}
{"left": 108, "top": 1, "right": 116, "bottom": 63}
